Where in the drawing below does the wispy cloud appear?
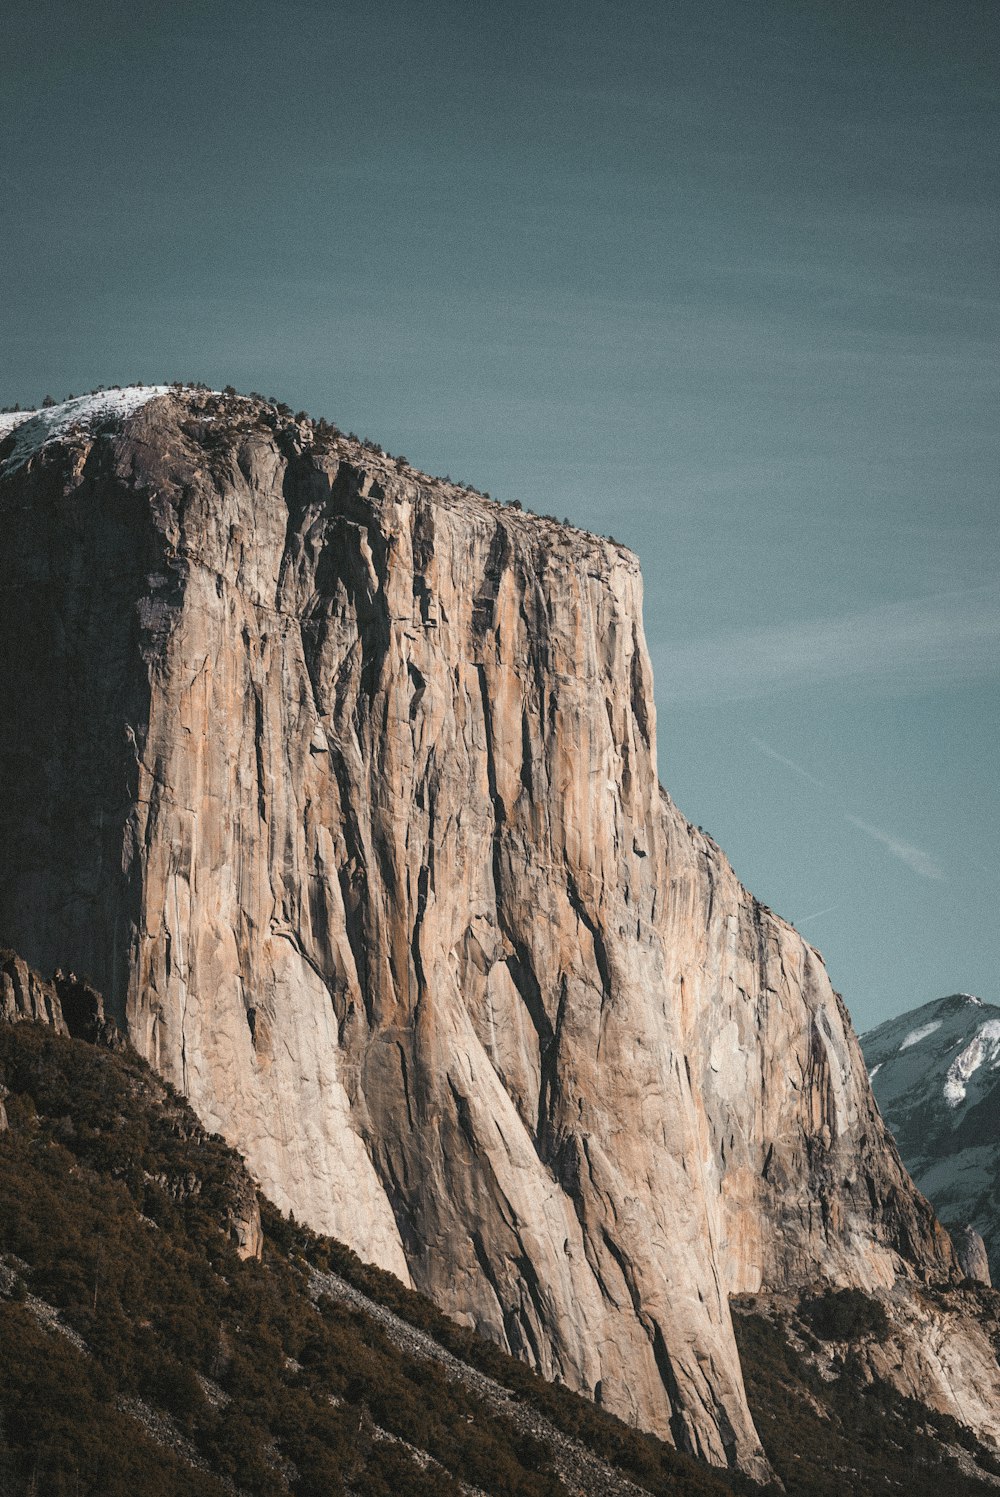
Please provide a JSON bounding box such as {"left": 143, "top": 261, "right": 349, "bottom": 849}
{"left": 750, "top": 736, "right": 944, "bottom": 882}
{"left": 797, "top": 901, "right": 844, "bottom": 926}
{"left": 749, "top": 735, "right": 828, "bottom": 789}
{"left": 658, "top": 586, "right": 1000, "bottom": 702}
{"left": 844, "top": 815, "right": 944, "bottom": 881}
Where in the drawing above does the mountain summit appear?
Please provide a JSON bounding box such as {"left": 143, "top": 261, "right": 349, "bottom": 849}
{"left": 863, "top": 993, "right": 1000, "bottom": 1280}
{"left": 1, "top": 386, "right": 996, "bottom": 1476}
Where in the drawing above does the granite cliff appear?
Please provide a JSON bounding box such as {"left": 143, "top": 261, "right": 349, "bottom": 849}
{"left": 0, "top": 388, "right": 978, "bottom": 1475}
{"left": 7, "top": 1003, "right": 998, "bottom": 1497}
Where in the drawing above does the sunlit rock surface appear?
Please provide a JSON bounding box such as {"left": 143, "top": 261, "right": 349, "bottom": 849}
{"left": 0, "top": 389, "right": 962, "bottom": 1474}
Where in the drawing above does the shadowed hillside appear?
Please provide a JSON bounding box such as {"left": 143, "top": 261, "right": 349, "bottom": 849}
{"left": 3, "top": 982, "right": 1000, "bottom": 1494}
{"left": 0, "top": 1010, "right": 742, "bottom": 1497}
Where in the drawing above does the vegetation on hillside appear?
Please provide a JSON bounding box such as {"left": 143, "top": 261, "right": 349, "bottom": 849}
{"left": 0, "top": 1021, "right": 735, "bottom": 1497}
{"left": 267, "top": 1205, "right": 749, "bottom": 1497}
{"left": 3, "top": 1016, "right": 1000, "bottom": 1495}
{"left": 733, "top": 1301, "right": 1000, "bottom": 1496}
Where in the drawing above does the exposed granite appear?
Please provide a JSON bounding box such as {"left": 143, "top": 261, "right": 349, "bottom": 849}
{"left": 0, "top": 389, "right": 964, "bottom": 1473}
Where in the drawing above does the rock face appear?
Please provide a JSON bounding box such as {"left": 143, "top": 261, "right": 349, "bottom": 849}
{"left": 863, "top": 993, "right": 1000, "bottom": 1283}
{"left": 0, "top": 390, "right": 960, "bottom": 1473}
{"left": 0, "top": 948, "right": 121, "bottom": 1046}
{"left": 658, "top": 819, "right": 958, "bottom": 1297}
{"left": 953, "top": 1227, "right": 992, "bottom": 1287}
{"left": 855, "top": 1285, "right": 1000, "bottom": 1447}
{"left": 1, "top": 949, "right": 68, "bottom": 1033}
{"left": 0, "top": 950, "right": 265, "bottom": 1264}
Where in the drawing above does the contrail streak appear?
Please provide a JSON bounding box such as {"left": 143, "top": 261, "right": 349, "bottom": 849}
{"left": 750, "top": 736, "right": 945, "bottom": 882}
{"left": 845, "top": 815, "right": 944, "bottom": 881}
{"left": 750, "top": 735, "right": 828, "bottom": 790}
{"left": 797, "top": 902, "right": 843, "bottom": 926}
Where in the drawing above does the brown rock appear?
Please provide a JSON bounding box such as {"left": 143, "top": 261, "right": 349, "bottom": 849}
{"left": 1, "top": 949, "right": 68, "bottom": 1033}
{"left": 659, "top": 814, "right": 955, "bottom": 1297}
{"left": 953, "top": 1225, "right": 992, "bottom": 1286}
{"left": 0, "top": 390, "right": 963, "bottom": 1474}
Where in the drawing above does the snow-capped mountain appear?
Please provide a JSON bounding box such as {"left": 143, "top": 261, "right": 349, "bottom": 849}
{"left": 863, "top": 993, "right": 1000, "bottom": 1279}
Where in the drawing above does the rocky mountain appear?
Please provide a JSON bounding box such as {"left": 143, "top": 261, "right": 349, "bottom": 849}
{"left": 863, "top": 993, "right": 1000, "bottom": 1281}
{"left": 7, "top": 991, "right": 1000, "bottom": 1497}
{"left": 0, "top": 386, "right": 992, "bottom": 1477}
{"left": 0, "top": 994, "right": 741, "bottom": 1497}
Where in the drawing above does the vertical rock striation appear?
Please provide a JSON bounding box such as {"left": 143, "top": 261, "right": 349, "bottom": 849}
{"left": 659, "top": 812, "right": 955, "bottom": 1297}
{"left": 0, "top": 390, "right": 957, "bottom": 1473}
{"left": 0, "top": 950, "right": 68, "bottom": 1033}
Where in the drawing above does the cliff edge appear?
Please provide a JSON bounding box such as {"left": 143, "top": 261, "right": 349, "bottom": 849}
{"left": 0, "top": 388, "right": 962, "bottom": 1474}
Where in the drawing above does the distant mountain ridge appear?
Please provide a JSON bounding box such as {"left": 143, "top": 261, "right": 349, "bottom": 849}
{"left": 863, "top": 994, "right": 1000, "bottom": 1279}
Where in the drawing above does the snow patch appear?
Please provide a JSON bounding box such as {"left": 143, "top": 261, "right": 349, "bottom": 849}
{"left": 962, "top": 994, "right": 985, "bottom": 1006}
{"left": 899, "top": 1020, "right": 942, "bottom": 1051}
{"left": 943, "top": 1020, "right": 1000, "bottom": 1107}
{"left": 0, "top": 410, "right": 34, "bottom": 440}
{"left": 0, "top": 388, "right": 171, "bottom": 474}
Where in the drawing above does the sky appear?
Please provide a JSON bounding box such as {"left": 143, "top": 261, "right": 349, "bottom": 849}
{"left": 1, "top": 0, "right": 997, "bottom": 1032}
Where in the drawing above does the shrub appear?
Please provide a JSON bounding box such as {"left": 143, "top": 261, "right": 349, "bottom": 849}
{"left": 799, "top": 1288, "right": 890, "bottom": 1343}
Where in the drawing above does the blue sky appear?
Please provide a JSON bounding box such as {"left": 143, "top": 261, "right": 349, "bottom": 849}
{"left": 2, "top": 0, "right": 997, "bottom": 1029}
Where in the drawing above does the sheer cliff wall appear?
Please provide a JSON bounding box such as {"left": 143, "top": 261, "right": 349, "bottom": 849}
{"left": 0, "top": 391, "right": 955, "bottom": 1474}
